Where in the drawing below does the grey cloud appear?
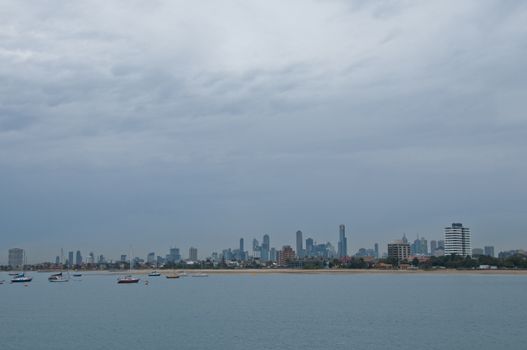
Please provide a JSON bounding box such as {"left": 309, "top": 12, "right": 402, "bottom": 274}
{"left": 0, "top": 1, "right": 526, "bottom": 262}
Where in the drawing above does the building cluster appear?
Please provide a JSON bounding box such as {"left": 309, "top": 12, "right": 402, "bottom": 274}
{"left": 385, "top": 223, "right": 496, "bottom": 263}
{"left": 4, "top": 222, "right": 519, "bottom": 269}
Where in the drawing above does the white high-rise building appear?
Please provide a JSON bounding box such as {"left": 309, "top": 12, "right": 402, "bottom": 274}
{"left": 444, "top": 223, "right": 471, "bottom": 257}
{"left": 8, "top": 248, "right": 24, "bottom": 268}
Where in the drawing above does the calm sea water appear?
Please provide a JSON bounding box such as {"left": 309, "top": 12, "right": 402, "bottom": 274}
{"left": 1, "top": 272, "right": 526, "bottom": 349}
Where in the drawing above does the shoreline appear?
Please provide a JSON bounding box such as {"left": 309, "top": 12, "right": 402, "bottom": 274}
{"left": 29, "top": 268, "right": 527, "bottom": 276}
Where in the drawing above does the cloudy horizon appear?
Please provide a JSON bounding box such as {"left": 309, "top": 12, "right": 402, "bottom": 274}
{"left": 1, "top": 1, "right": 526, "bottom": 263}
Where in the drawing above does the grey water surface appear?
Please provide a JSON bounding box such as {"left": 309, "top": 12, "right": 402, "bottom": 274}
{"left": 1, "top": 272, "right": 526, "bottom": 349}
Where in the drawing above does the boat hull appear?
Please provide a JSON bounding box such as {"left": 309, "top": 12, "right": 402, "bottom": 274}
{"left": 11, "top": 278, "right": 32, "bottom": 283}
{"left": 117, "top": 279, "right": 140, "bottom": 284}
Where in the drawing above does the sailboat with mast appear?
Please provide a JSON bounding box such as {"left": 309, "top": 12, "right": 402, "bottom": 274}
{"left": 11, "top": 251, "right": 32, "bottom": 283}
{"left": 117, "top": 249, "right": 140, "bottom": 284}
{"left": 48, "top": 272, "right": 69, "bottom": 282}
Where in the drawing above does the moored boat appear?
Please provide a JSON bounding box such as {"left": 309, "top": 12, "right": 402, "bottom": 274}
{"left": 117, "top": 275, "right": 140, "bottom": 284}
{"left": 48, "top": 272, "right": 69, "bottom": 282}
{"left": 11, "top": 273, "right": 32, "bottom": 283}
{"left": 191, "top": 273, "right": 208, "bottom": 277}
{"left": 148, "top": 271, "right": 161, "bottom": 277}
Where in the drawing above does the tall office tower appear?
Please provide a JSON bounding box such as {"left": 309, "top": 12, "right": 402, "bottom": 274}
{"left": 147, "top": 252, "right": 156, "bottom": 265}
{"left": 387, "top": 241, "right": 411, "bottom": 261}
{"left": 296, "top": 230, "right": 303, "bottom": 258}
{"left": 55, "top": 256, "right": 60, "bottom": 264}
{"left": 68, "top": 251, "right": 74, "bottom": 267}
{"left": 430, "top": 240, "right": 438, "bottom": 254}
{"left": 261, "top": 234, "right": 270, "bottom": 261}
{"left": 338, "top": 224, "right": 348, "bottom": 258}
{"left": 411, "top": 236, "right": 429, "bottom": 255}
{"left": 437, "top": 240, "right": 445, "bottom": 249}
{"left": 251, "top": 238, "right": 260, "bottom": 258}
{"left": 8, "top": 248, "right": 25, "bottom": 268}
{"left": 76, "top": 250, "right": 83, "bottom": 266}
{"left": 168, "top": 248, "right": 181, "bottom": 263}
{"left": 239, "top": 238, "right": 245, "bottom": 261}
{"left": 88, "top": 252, "right": 95, "bottom": 264}
{"left": 484, "top": 246, "right": 495, "bottom": 257}
{"left": 270, "top": 248, "right": 277, "bottom": 262}
{"left": 120, "top": 254, "right": 127, "bottom": 263}
{"left": 189, "top": 247, "right": 198, "bottom": 261}
{"left": 305, "top": 238, "right": 314, "bottom": 257}
{"left": 374, "top": 243, "right": 379, "bottom": 259}
{"left": 444, "top": 223, "right": 472, "bottom": 257}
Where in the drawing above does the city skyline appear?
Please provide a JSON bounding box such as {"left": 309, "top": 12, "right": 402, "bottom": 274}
{"left": 1, "top": 1, "right": 526, "bottom": 263}
{"left": 0, "top": 222, "right": 514, "bottom": 265}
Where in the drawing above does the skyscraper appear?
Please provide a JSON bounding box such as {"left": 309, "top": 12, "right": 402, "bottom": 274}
{"left": 189, "top": 247, "right": 198, "bottom": 261}
{"left": 147, "top": 252, "right": 156, "bottom": 265}
{"left": 430, "top": 240, "right": 438, "bottom": 254}
{"left": 444, "top": 223, "right": 471, "bottom": 257}
{"left": 68, "top": 251, "right": 74, "bottom": 267}
{"left": 296, "top": 230, "right": 303, "bottom": 258}
{"left": 337, "top": 224, "right": 348, "bottom": 258}
{"left": 374, "top": 243, "right": 379, "bottom": 259}
{"left": 75, "top": 250, "right": 83, "bottom": 266}
{"left": 305, "top": 238, "right": 314, "bottom": 257}
{"left": 9, "top": 248, "right": 25, "bottom": 268}
{"left": 484, "top": 246, "right": 495, "bottom": 257}
{"left": 262, "top": 234, "right": 270, "bottom": 261}
{"left": 239, "top": 238, "right": 244, "bottom": 252}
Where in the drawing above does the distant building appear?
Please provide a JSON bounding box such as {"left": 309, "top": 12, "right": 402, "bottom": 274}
{"left": 430, "top": 240, "right": 438, "bottom": 254}
{"left": 305, "top": 238, "right": 314, "bottom": 257}
{"left": 387, "top": 241, "right": 410, "bottom": 262}
{"left": 76, "top": 250, "right": 83, "bottom": 266}
{"left": 120, "top": 254, "right": 127, "bottom": 263}
{"left": 55, "top": 256, "right": 60, "bottom": 265}
{"left": 147, "top": 252, "right": 156, "bottom": 265}
{"left": 296, "top": 230, "right": 304, "bottom": 258}
{"left": 189, "top": 247, "right": 198, "bottom": 261}
{"left": 8, "top": 248, "right": 24, "bottom": 268}
{"left": 166, "top": 248, "right": 181, "bottom": 263}
{"left": 484, "top": 246, "right": 495, "bottom": 257}
{"left": 270, "top": 247, "right": 277, "bottom": 262}
{"left": 354, "top": 248, "right": 376, "bottom": 258}
{"left": 411, "top": 236, "right": 428, "bottom": 256}
{"left": 261, "top": 234, "right": 270, "bottom": 261}
{"left": 444, "top": 223, "right": 471, "bottom": 257}
{"left": 68, "top": 251, "right": 74, "bottom": 267}
{"left": 472, "top": 248, "right": 484, "bottom": 257}
{"left": 374, "top": 243, "right": 379, "bottom": 259}
{"left": 278, "top": 246, "right": 295, "bottom": 266}
{"left": 338, "top": 224, "right": 348, "bottom": 258}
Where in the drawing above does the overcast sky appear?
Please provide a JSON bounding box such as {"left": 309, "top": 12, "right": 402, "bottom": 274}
{"left": 1, "top": 1, "right": 526, "bottom": 263}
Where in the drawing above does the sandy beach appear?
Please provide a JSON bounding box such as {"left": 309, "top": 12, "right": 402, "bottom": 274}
{"left": 117, "top": 268, "right": 527, "bottom": 276}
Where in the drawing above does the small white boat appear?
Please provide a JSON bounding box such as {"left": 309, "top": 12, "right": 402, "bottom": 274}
{"left": 148, "top": 271, "right": 161, "bottom": 277}
{"left": 191, "top": 273, "right": 208, "bottom": 277}
{"left": 117, "top": 275, "right": 140, "bottom": 284}
{"left": 11, "top": 273, "right": 32, "bottom": 283}
{"left": 48, "top": 272, "right": 69, "bottom": 282}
